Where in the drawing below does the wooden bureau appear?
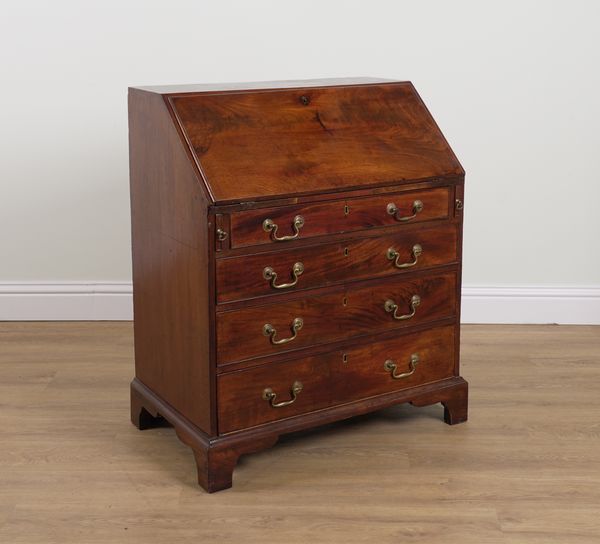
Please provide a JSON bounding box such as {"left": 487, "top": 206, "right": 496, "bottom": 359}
{"left": 128, "top": 77, "right": 468, "bottom": 493}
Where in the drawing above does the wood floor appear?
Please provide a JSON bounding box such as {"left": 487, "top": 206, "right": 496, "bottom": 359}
{"left": 1, "top": 323, "right": 599, "bottom": 543}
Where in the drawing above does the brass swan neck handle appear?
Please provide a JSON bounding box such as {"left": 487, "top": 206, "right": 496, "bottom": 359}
{"left": 263, "top": 262, "right": 304, "bottom": 289}
{"left": 386, "top": 200, "right": 423, "bottom": 222}
{"left": 384, "top": 294, "right": 421, "bottom": 321}
{"left": 384, "top": 353, "right": 420, "bottom": 379}
{"left": 262, "top": 381, "right": 303, "bottom": 408}
{"left": 263, "top": 318, "right": 303, "bottom": 345}
{"left": 387, "top": 244, "right": 423, "bottom": 269}
{"left": 263, "top": 215, "right": 305, "bottom": 241}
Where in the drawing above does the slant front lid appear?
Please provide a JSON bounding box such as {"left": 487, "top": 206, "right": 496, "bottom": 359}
{"left": 167, "top": 81, "right": 463, "bottom": 204}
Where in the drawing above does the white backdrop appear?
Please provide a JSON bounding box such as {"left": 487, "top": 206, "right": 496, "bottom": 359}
{"left": 1, "top": 1, "right": 599, "bottom": 322}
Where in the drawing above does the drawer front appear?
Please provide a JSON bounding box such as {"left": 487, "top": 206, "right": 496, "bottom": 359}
{"left": 216, "top": 223, "right": 457, "bottom": 303}
{"left": 229, "top": 187, "right": 451, "bottom": 248}
{"left": 331, "top": 324, "right": 455, "bottom": 405}
{"left": 217, "top": 325, "right": 455, "bottom": 433}
{"left": 217, "top": 272, "right": 456, "bottom": 365}
{"left": 218, "top": 353, "right": 333, "bottom": 434}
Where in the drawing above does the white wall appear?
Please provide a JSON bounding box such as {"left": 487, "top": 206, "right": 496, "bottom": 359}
{"left": 1, "top": 1, "right": 599, "bottom": 322}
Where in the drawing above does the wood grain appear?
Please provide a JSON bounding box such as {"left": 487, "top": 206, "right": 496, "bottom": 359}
{"left": 129, "top": 79, "right": 466, "bottom": 492}
{"left": 167, "top": 82, "right": 464, "bottom": 203}
{"left": 229, "top": 186, "right": 450, "bottom": 248}
{"left": 128, "top": 89, "right": 214, "bottom": 434}
{"left": 217, "top": 325, "right": 456, "bottom": 433}
{"left": 216, "top": 272, "right": 457, "bottom": 365}
{"left": 216, "top": 223, "right": 458, "bottom": 303}
{"left": 1, "top": 323, "right": 599, "bottom": 542}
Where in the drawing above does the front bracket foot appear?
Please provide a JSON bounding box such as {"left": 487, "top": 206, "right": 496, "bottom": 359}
{"left": 410, "top": 377, "right": 468, "bottom": 425}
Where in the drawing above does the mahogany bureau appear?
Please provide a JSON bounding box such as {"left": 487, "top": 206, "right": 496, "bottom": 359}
{"left": 128, "top": 77, "right": 468, "bottom": 493}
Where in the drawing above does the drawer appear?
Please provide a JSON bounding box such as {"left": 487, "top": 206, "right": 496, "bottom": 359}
{"left": 330, "top": 324, "right": 455, "bottom": 406}
{"left": 229, "top": 187, "right": 451, "bottom": 248}
{"left": 218, "top": 354, "right": 334, "bottom": 434}
{"left": 217, "top": 272, "right": 456, "bottom": 365}
{"left": 217, "top": 325, "right": 455, "bottom": 433}
{"left": 216, "top": 223, "right": 457, "bottom": 303}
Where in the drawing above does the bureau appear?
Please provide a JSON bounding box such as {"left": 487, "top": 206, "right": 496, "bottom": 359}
{"left": 128, "top": 77, "right": 468, "bottom": 493}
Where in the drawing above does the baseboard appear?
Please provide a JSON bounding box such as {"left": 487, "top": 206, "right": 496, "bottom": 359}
{"left": 461, "top": 285, "right": 600, "bottom": 324}
{"left": 0, "top": 282, "right": 599, "bottom": 324}
{"left": 0, "top": 282, "right": 133, "bottom": 321}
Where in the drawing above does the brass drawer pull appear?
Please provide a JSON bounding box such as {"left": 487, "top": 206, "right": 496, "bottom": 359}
{"left": 387, "top": 200, "right": 423, "bottom": 222}
{"left": 384, "top": 353, "right": 420, "bottom": 379}
{"left": 262, "top": 381, "right": 303, "bottom": 408}
{"left": 216, "top": 228, "right": 228, "bottom": 242}
{"left": 263, "top": 262, "right": 304, "bottom": 289}
{"left": 263, "top": 215, "right": 305, "bottom": 241}
{"left": 263, "top": 317, "right": 303, "bottom": 345}
{"left": 387, "top": 244, "right": 423, "bottom": 269}
{"left": 384, "top": 294, "right": 421, "bottom": 320}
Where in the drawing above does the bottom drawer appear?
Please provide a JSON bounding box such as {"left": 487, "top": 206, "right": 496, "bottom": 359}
{"left": 218, "top": 325, "right": 455, "bottom": 433}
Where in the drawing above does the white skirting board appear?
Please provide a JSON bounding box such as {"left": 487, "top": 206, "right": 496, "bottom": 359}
{"left": 460, "top": 286, "right": 600, "bottom": 325}
{"left": 0, "top": 283, "right": 134, "bottom": 321}
{"left": 0, "top": 282, "right": 599, "bottom": 324}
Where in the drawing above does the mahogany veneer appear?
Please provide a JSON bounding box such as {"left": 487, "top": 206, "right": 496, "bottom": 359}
{"left": 128, "top": 77, "right": 468, "bottom": 493}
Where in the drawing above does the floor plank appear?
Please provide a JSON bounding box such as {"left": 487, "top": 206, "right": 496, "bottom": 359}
{"left": 1, "top": 323, "right": 599, "bottom": 543}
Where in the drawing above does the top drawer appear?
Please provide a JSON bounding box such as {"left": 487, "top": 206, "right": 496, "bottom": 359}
{"left": 229, "top": 187, "right": 451, "bottom": 248}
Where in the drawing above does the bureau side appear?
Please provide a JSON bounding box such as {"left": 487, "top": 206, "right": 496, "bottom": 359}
{"left": 128, "top": 88, "right": 215, "bottom": 435}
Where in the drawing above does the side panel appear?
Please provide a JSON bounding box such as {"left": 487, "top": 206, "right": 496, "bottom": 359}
{"left": 128, "top": 89, "right": 214, "bottom": 434}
